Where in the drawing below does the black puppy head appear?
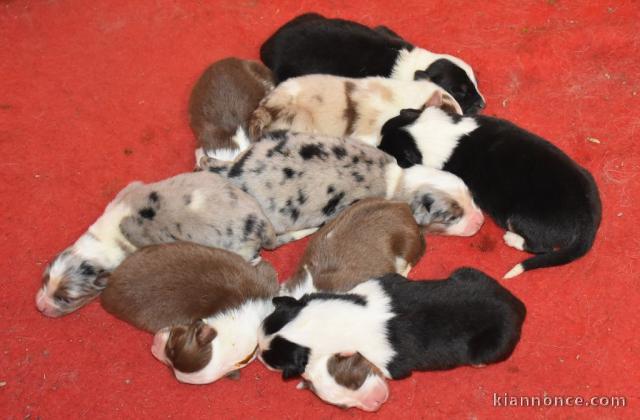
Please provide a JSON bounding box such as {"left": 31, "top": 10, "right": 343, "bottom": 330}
{"left": 379, "top": 108, "right": 424, "bottom": 168}
{"left": 261, "top": 296, "right": 306, "bottom": 336}
{"left": 415, "top": 58, "right": 485, "bottom": 115}
{"left": 258, "top": 296, "right": 310, "bottom": 378}
{"left": 261, "top": 336, "right": 311, "bottom": 379}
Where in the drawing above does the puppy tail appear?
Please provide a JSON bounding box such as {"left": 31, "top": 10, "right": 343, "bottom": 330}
{"left": 505, "top": 172, "right": 601, "bottom": 279}
{"left": 504, "top": 237, "right": 595, "bottom": 279}
{"left": 248, "top": 106, "right": 272, "bottom": 141}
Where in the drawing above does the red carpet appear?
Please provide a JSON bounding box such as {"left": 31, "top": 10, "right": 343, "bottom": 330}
{"left": 1, "top": 1, "right": 638, "bottom": 418}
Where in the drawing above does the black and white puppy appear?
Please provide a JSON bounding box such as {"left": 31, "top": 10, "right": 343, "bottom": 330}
{"left": 260, "top": 13, "right": 485, "bottom": 114}
{"left": 258, "top": 268, "right": 526, "bottom": 409}
{"left": 378, "top": 94, "right": 602, "bottom": 278}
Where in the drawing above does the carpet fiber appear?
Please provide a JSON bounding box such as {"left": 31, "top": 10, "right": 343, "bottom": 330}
{"left": 1, "top": 0, "right": 638, "bottom": 418}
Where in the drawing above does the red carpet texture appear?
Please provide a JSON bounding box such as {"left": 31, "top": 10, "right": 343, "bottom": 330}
{"left": 1, "top": 0, "right": 639, "bottom": 418}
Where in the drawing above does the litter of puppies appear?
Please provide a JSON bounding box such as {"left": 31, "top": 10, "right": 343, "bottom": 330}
{"left": 36, "top": 11, "right": 601, "bottom": 412}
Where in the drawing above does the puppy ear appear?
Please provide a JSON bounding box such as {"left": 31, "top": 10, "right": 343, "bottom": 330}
{"left": 420, "top": 193, "right": 434, "bottom": 213}
{"left": 195, "top": 321, "right": 217, "bottom": 346}
{"left": 272, "top": 296, "right": 300, "bottom": 308}
{"left": 414, "top": 70, "right": 430, "bottom": 80}
{"left": 379, "top": 111, "right": 424, "bottom": 168}
{"left": 409, "top": 192, "right": 435, "bottom": 226}
{"left": 93, "top": 271, "right": 110, "bottom": 290}
{"left": 399, "top": 108, "right": 423, "bottom": 119}
{"left": 424, "top": 90, "right": 444, "bottom": 109}
{"left": 441, "top": 93, "right": 463, "bottom": 115}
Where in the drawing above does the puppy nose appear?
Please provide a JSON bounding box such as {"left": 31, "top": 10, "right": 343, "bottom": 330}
{"left": 473, "top": 210, "right": 485, "bottom": 227}
{"left": 151, "top": 329, "right": 170, "bottom": 363}
{"left": 35, "top": 289, "right": 47, "bottom": 311}
{"left": 36, "top": 290, "right": 62, "bottom": 317}
{"left": 361, "top": 380, "right": 389, "bottom": 411}
{"left": 461, "top": 210, "right": 484, "bottom": 236}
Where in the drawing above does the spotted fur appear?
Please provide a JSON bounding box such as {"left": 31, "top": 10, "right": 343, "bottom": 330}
{"left": 197, "top": 131, "right": 483, "bottom": 242}
{"left": 36, "top": 172, "right": 276, "bottom": 317}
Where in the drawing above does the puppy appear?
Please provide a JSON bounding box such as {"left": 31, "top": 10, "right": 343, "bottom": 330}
{"left": 258, "top": 268, "right": 526, "bottom": 409}
{"left": 378, "top": 93, "right": 602, "bottom": 277}
{"left": 98, "top": 242, "right": 278, "bottom": 384}
{"left": 282, "top": 197, "right": 426, "bottom": 299}
{"left": 249, "top": 76, "right": 462, "bottom": 145}
{"left": 101, "top": 242, "right": 278, "bottom": 332}
{"left": 260, "top": 13, "right": 484, "bottom": 114}
{"left": 198, "top": 131, "right": 483, "bottom": 241}
{"left": 189, "top": 57, "right": 274, "bottom": 162}
{"left": 36, "top": 172, "right": 276, "bottom": 317}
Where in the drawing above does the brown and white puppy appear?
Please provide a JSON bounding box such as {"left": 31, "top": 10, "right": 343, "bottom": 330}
{"left": 189, "top": 57, "right": 274, "bottom": 162}
{"left": 198, "top": 131, "right": 483, "bottom": 243}
{"left": 101, "top": 242, "right": 278, "bottom": 332}
{"left": 36, "top": 172, "right": 277, "bottom": 317}
{"left": 249, "top": 75, "right": 461, "bottom": 145}
{"left": 282, "top": 197, "right": 425, "bottom": 299}
{"left": 98, "top": 242, "right": 278, "bottom": 384}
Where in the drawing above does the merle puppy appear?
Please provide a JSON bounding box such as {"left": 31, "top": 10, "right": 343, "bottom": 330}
{"left": 197, "top": 131, "right": 484, "bottom": 241}
{"left": 377, "top": 94, "right": 602, "bottom": 278}
{"left": 260, "top": 12, "right": 485, "bottom": 114}
{"left": 36, "top": 172, "right": 277, "bottom": 317}
{"left": 258, "top": 268, "right": 526, "bottom": 409}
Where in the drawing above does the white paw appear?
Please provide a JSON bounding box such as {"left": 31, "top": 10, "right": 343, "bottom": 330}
{"left": 232, "top": 126, "right": 251, "bottom": 152}
{"left": 503, "top": 231, "right": 525, "bottom": 251}
{"left": 401, "top": 264, "right": 412, "bottom": 277}
{"left": 394, "top": 257, "right": 412, "bottom": 276}
{"left": 290, "top": 227, "right": 319, "bottom": 241}
{"left": 194, "top": 147, "right": 205, "bottom": 167}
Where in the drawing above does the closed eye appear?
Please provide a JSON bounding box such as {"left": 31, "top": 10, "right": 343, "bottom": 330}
{"left": 55, "top": 295, "right": 76, "bottom": 304}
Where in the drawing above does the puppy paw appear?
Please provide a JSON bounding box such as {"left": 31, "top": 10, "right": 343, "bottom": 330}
{"left": 503, "top": 231, "right": 525, "bottom": 251}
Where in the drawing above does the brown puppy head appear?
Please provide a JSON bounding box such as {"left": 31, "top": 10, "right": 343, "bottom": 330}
{"left": 300, "top": 352, "right": 389, "bottom": 411}
{"left": 152, "top": 319, "right": 258, "bottom": 384}
{"left": 152, "top": 320, "right": 217, "bottom": 383}
{"left": 164, "top": 321, "right": 216, "bottom": 372}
